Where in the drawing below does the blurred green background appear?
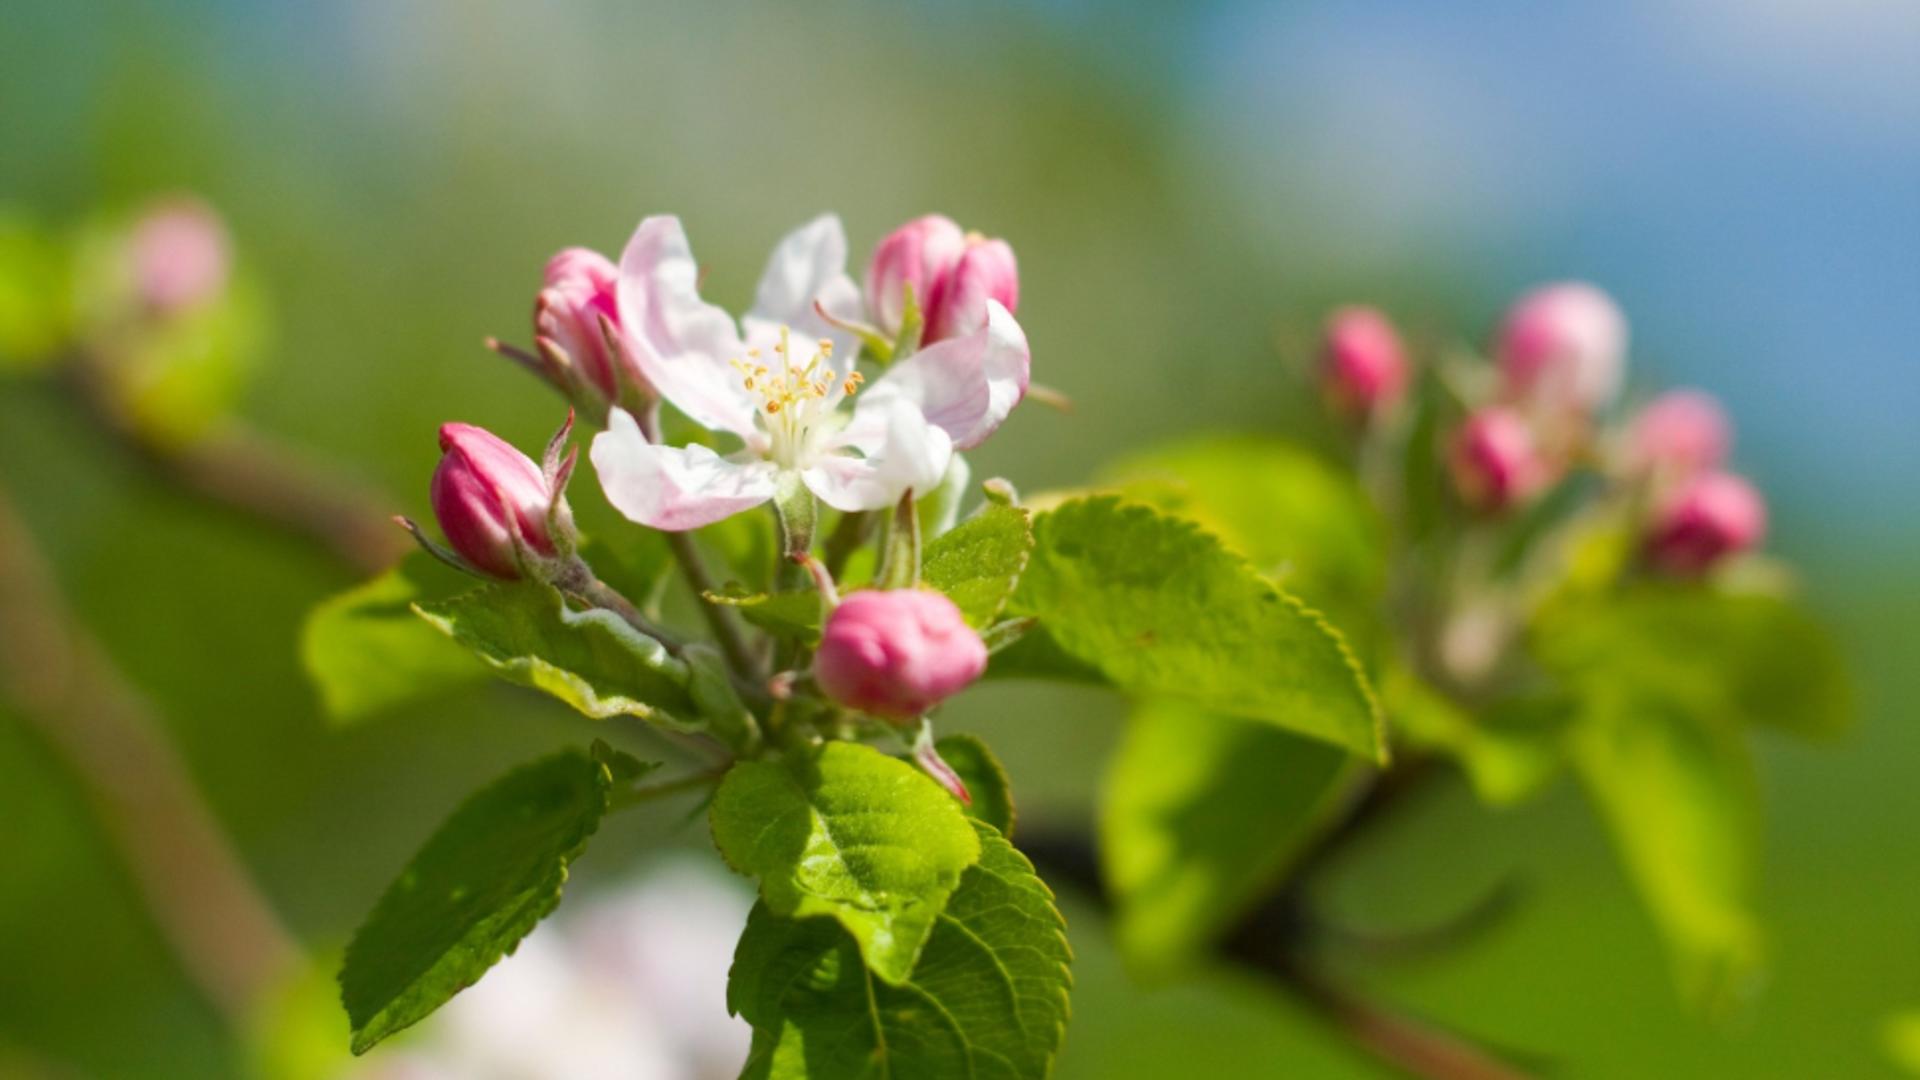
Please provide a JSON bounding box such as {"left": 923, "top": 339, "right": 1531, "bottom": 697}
{"left": 3, "top": 1, "right": 1917, "bottom": 1076}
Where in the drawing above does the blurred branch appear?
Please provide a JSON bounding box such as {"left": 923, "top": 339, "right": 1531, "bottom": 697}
{"left": 0, "top": 482, "right": 302, "bottom": 1024}
{"left": 64, "top": 359, "right": 405, "bottom": 575}
{"left": 1019, "top": 760, "right": 1539, "bottom": 1080}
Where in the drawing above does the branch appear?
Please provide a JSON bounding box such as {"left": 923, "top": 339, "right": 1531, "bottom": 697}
{"left": 65, "top": 362, "right": 405, "bottom": 575}
{"left": 1017, "top": 760, "right": 1539, "bottom": 1080}
{"left": 0, "top": 482, "right": 301, "bottom": 1023}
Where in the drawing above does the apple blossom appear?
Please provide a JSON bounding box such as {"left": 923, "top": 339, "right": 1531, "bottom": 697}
{"left": 591, "top": 214, "right": 1030, "bottom": 531}
{"left": 431, "top": 422, "right": 571, "bottom": 580}
{"left": 1645, "top": 470, "right": 1766, "bottom": 575}
{"left": 1628, "top": 388, "right": 1730, "bottom": 478}
{"left": 1496, "top": 282, "right": 1627, "bottom": 413}
{"left": 813, "top": 589, "right": 987, "bottom": 721}
{"left": 1450, "top": 407, "right": 1549, "bottom": 512}
{"left": 1320, "top": 305, "right": 1407, "bottom": 416}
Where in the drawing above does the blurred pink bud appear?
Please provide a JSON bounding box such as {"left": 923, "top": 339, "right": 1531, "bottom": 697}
{"left": 1450, "top": 407, "right": 1549, "bottom": 512}
{"left": 1628, "top": 389, "right": 1731, "bottom": 477}
{"left": 129, "top": 198, "right": 230, "bottom": 315}
{"left": 1645, "top": 470, "right": 1766, "bottom": 575}
{"left": 923, "top": 234, "right": 1019, "bottom": 345}
{"left": 537, "top": 247, "right": 635, "bottom": 403}
{"left": 1496, "top": 282, "right": 1627, "bottom": 413}
{"left": 431, "top": 423, "right": 566, "bottom": 580}
{"left": 1321, "top": 306, "right": 1408, "bottom": 416}
{"left": 865, "top": 214, "right": 966, "bottom": 340}
{"left": 812, "top": 590, "right": 987, "bottom": 721}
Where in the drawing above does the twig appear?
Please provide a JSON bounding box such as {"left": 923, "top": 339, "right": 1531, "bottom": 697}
{"left": 65, "top": 362, "right": 404, "bottom": 575}
{"left": 1016, "top": 758, "right": 1537, "bottom": 1080}
{"left": 0, "top": 482, "right": 302, "bottom": 1024}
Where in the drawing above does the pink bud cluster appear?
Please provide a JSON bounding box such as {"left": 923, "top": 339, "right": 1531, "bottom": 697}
{"left": 1624, "top": 388, "right": 1763, "bottom": 574}
{"left": 865, "top": 215, "right": 1019, "bottom": 348}
{"left": 812, "top": 589, "right": 987, "bottom": 721}
{"left": 430, "top": 422, "right": 572, "bottom": 580}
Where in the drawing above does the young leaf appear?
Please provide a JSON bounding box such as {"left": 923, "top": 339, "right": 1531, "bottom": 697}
{"left": 339, "top": 744, "right": 657, "bottom": 1053}
{"left": 300, "top": 551, "right": 485, "bottom": 723}
{"left": 729, "top": 820, "right": 1072, "bottom": 1080}
{"left": 921, "top": 502, "right": 1033, "bottom": 627}
{"left": 1101, "top": 701, "right": 1356, "bottom": 975}
{"left": 1536, "top": 585, "right": 1851, "bottom": 739}
{"left": 709, "top": 741, "right": 982, "bottom": 984}
{"left": 1383, "top": 668, "right": 1566, "bottom": 807}
{"left": 1008, "top": 496, "right": 1385, "bottom": 760}
{"left": 934, "top": 733, "right": 1016, "bottom": 838}
{"left": 413, "top": 581, "right": 704, "bottom": 729}
{"left": 1570, "top": 691, "right": 1762, "bottom": 1010}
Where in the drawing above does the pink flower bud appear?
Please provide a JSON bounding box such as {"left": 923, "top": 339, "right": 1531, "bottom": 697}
{"left": 1627, "top": 389, "right": 1730, "bottom": 477}
{"left": 536, "top": 247, "right": 635, "bottom": 403}
{"left": 1449, "top": 407, "right": 1549, "bottom": 512}
{"left": 129, "top": 197, "right": 230, "bottom": 315}
{"left": 865, "top": 215, "right": 966, "bottom": 340}
{"left": 812, "top": 590, "right": 987, "bottom": 721}
{"left": 923, "top": 234, "right": 1019, "bottom": 345}
{"left": 1645, "top": 470, "right": 1766, "bottom": 575}
{"left": 1321, "top": 306, "right": 1408, "bottom": 416}
{"left": 1495, "top": 282, "right": 1627, "bottom": 413}
{"left": 431, "top": 423, "right": 567, "bottom": 580}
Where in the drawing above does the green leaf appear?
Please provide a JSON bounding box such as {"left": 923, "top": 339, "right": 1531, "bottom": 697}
{"left": 339, "top": 744, "right": 656, "bottom": 1053}
{"left": 709, "top": 742, "right": 982, "bottom": 984}
{"left": 921, "top": 503, "right": 1034, "bottom": 627}
{"left": 705, "top": 585, "right": 824, "bottom": 644}
{"left": 413, "top": 581, "right": 704, "bottom": 729}
{"left": 1100, "top": 701, "right": 1355, "bottom": 975}
{"left": 1570, "top": 691, "right": 1762, "bottom": 1009}
{"left": 1383, "top": 668, "right": 1565, "bottom": 807}
{"left": 1008, "top": 496, "right": 1385, "bottom": 760}
{"left": 934, "top": 733, "right": 1015, "bottom": 838}
{"left": 1101, "top": 436, "right": 1385, "bottom": 633}
{"left": 730, "top": 820, "right": 1071, "bottom": 1080}
{"left": 299, "top": 551, "right": 486, "bottom": 723}
{"left": 1536, "top": 585, "right": 1851, "bottom": 739}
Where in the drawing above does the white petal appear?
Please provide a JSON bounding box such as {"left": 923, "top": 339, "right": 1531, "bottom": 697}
{"left": 865, "top": 299, "right": 1029, "bottom": 451}
{"left": 615, "top": 215, "right": 758, "bottom": 438}
{"left": 591, "top": 408, "right": 777, "bottom": 531}
{"left": 805, "top": 397, "right": 954, "bottom": 513}
{"left": 741, "top": 213, "right": 861, "bottom": 383}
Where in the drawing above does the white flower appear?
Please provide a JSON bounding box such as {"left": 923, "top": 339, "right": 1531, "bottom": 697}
{"left": 590, "top": 214, "right": 1030, "bottom": 530}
